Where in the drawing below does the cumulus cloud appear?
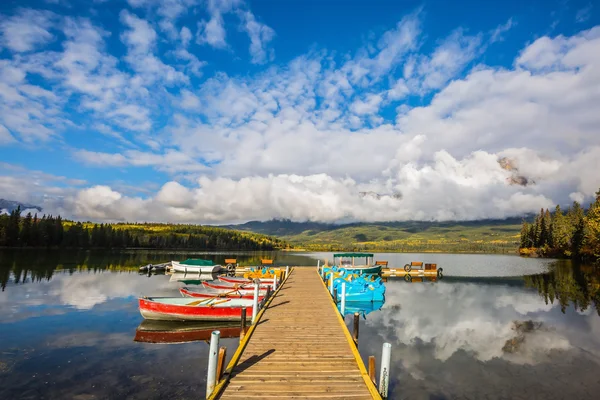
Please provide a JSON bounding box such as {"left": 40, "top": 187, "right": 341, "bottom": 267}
{"left": 0, "top": 8, "right": 56, "bottom": 52}
{"left": 1, "top": 5, "right": 600, "bottom": 224}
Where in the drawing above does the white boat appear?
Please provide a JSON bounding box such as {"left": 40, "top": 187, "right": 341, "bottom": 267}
{"left": 171, "top": 260, "right": 222, "bottom": 273}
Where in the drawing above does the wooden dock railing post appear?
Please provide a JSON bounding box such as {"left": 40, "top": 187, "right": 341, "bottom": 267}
{"left": 368, "top": 355, "right": 376, "bottom": 384}
{"left": 352, "top": 312, "right": 359, "bottom": 346}
{"left": 341, "top": 282, "right": 346, "bottom": 315}
{"left": 379, "top": 342, "right": 392, "bottom": 398}
{"left": 217, "top": 347, "right": 227, "bottom": 381}
{"left": 206, "top": 330, "right": 220, "bottom": 398}
{"left": 240, "top": 308, "right": 247, "bottom": 340}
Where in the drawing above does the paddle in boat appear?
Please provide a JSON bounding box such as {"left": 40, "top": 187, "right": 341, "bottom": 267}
{"left": 134, "top": 320, "right": 241, "bottom": 344}
{"left": 171, "top": 258, "right": 221, "bottom": 273}
{"left": 138, "top": 296, "right": 258, "bottom": 321}
{"left": 180, "top": 287, "right": 266, "bottom": 300}
{"left": 332, "top": 253, "right": 382, "bottom": 275}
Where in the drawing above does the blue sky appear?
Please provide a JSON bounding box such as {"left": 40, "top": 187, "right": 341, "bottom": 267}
{"left": 0, "top": 0, "right": 599, "bottom": 223}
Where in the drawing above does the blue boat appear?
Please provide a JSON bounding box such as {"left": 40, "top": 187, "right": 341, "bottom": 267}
{"left": 332, "top": 274, "right": 386, "bottom": 302}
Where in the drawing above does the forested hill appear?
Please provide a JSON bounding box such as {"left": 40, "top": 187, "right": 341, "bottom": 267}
{"left": 0, "top": 208, "right": 288, "bottom": 250}
{"left": 226, "top": 218, "right": 526, "bottom": 253}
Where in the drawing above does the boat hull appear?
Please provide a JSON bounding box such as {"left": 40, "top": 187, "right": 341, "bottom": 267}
{"left": 171, "top": 261, "right": 221, "bottom": 274}
{"left": 138, "top": 297, "right": 252, "bottom": 321}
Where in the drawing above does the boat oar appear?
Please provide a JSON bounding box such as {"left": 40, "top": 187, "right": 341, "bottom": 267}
{"left": 185, "top": 288, "right": 243, "bottom": 305}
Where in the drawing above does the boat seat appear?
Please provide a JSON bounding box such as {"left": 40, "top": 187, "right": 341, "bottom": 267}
{"left": 261, "top": 259, "right": 274, "bottom": 265}
{"left": 375, "top": 261, "right": 388, "bottom": 266}
{"left": 410, "top": 261, "right": 424, "bottom": 267}
{"left": 424, "top": 263, "right": 437, "bottom": 271}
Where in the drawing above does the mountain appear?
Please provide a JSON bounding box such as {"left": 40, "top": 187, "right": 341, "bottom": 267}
{"left": 226, "top": 217, "right": 527, "bottom": 253}
{"left": 0, "top": 199, "right": 42, "bottom": 213}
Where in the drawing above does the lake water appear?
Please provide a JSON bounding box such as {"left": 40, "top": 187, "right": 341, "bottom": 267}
{"left": 1, "top": 250, "right": 599, "bottom": 399}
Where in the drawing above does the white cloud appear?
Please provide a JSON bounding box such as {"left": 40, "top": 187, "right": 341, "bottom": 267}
{"left": 0, "top": 8, "right": 55, "bottom": 52}
{"left": 197, "top": 12, "right": 228, "bottom": 48}
{"left": 350, "top": 93, "right": 383, "bottom": 115}
{"left": 240, "top": 10, "right": 275, "bottom": 64}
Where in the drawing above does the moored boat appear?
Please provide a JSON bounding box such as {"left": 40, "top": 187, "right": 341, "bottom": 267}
{"left": 180, "top": 287, "right": 265, "bottom": 300}
{"left": 138, "top": 296, "right": 257, "bottom": 321}
{"left": 171, "top": 259, "right": 222, "bottom": 273}
{"left": 332, "top": 253, "right": 382, "bottom": 274}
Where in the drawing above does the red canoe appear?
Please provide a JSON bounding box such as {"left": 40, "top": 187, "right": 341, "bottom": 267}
{"left": 138, "top": 297, "right": 255, "bottom": 321}
{"left": 180, "top": 287, "right": 265, "bottom": 300}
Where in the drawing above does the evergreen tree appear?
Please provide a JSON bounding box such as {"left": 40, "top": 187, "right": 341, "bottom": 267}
{"left": 584, "top": 190, "right": 600, "bottom": 258}
{"left": 569, "top": 201, "right": 586, "bottom": 257}
{"left": 6, "top": 207, "right": 21, "bottom": 246}
{"left": 551, "top": 205, "right": 570, "bottom": 255}
{"left": 20, "top": 212, "right": 33, "bottom": 246}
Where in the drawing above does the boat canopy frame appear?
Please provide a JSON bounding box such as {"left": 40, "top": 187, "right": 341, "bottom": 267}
{"left": 333, "top": 253, "right": 374, "bottom": 266}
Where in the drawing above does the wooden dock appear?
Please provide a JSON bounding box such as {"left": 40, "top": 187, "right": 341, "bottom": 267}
{"left": 214, "top": 267, "right": 381, "bottom": 399}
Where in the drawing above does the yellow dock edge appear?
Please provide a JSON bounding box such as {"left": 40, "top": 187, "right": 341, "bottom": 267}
{"left": 207, "top": 267, "right": 294, "bottom": 400}
{"left": 317, "top": 269, "right": 383, "bottom": 400}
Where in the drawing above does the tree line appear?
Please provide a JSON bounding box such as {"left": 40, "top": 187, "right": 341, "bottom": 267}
{"left": 519, "top": 189, "right": 600, "bottom": 260}
{"left": 0, "top": 208, "right": 288, "bottom": 250}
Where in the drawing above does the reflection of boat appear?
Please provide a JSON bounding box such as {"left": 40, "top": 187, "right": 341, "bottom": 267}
{"left": 180, "top": 287, "right": 265, "bottom": 300}
{"left": 338, "top": 301, "right": 384, "bottom": 318}
{"left": 134, "top": 320, "right": 240, "bottom": 344}
{"left": 138, "top": 297, "right": 257, "bottom": 321}
{"left": 169, "top": 272, "right": 219, "bottom": 284}
{"left": 333, "top": 253, "right": 382, "bottom": 274}
{"left": 171, "top": 259, "right": 222, "bottom": 273}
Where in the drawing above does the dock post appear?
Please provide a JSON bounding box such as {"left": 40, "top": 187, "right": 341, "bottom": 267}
{"left": 368, "top": 355, "right": 376, "bottom": 384}
{"left": 379, "top": 342, "right": 392, "bottom": 398}
{"left": 217, "top": 347, "right": 227, "bottom": 381}
{"left": 352, "top": 312, "right": 359, "bottom": 346}
{"left": 252, "top": 282, "right": 259, "bottom": 324}
{"left": 206, "top": 330, "right": 220, "bottom": 398}
{"left": 317, "top": 259, "right": 320, "bottom": 268}
{"left": 341, "top": 282, "right": 346, "bottom": 315}
{"left": 240, "top": 308, "right": 247, "bottom": 340}
{"left": 272, "top": 274, "right": 277, "bottom": 291}
{"left": 333, "top": 287, "right": 338, "bottom": 304}
{"left": 285, "top": 265, "right": 289, "bottom": 280}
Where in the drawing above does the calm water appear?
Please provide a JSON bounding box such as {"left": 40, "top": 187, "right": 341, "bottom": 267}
{"left": 1, "top": 250, "right": 599, "bottom": 399}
